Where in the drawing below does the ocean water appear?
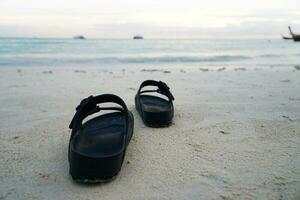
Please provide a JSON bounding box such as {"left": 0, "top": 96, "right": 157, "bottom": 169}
{"left": 0, "top": 38, "right": 299, "bottom": 68}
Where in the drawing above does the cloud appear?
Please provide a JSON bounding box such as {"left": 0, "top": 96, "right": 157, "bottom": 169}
{"left": 0, "top": 2, "right": 300, "bottom": 38}
{"left": 1, "top": 19, "right": 300, "bottom": 39}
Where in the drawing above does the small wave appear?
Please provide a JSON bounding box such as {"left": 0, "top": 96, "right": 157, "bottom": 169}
{"left": 259, "top": 54, "right": 281, "bottom": 58}
{"left": 120, "top": 55, "right": 251, "bottom": 63}
{"left": 0, "top": 55, "right": 252, "bottom": 67}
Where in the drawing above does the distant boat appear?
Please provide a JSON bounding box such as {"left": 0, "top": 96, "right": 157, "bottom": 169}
{"left": 288, "top": 26, "right": 300, "bottom": 42}
{"left": 133, "top": 35, "right": 144, "bottom": 40}
{"left": 283, "top": 26, "right": 300, "bottom": 42}
{"left": 73, "top": 35, "right": 86, "bottom": 40}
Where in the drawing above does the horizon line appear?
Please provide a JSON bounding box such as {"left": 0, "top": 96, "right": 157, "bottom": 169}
{"left": 0, "top": 36, "right": 282, "bottom": 40}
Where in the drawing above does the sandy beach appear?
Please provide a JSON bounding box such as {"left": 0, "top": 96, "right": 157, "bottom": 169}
{"left": 0, "top": 65, "right": 299, "bottom": 199}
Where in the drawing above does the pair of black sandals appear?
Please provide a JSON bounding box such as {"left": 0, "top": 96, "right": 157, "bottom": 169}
{"left": 68, "top": 80, "right": 175, "bottom": 183}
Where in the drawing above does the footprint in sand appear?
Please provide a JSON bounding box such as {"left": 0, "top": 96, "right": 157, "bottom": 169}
{"left": 74, "top": 70, "right": 86, "bottom": 73}
{"left": 280, "top": 80, "right": 290, "bottom": 83}
{"left": 42, "top": 70, "right": 53, "bottom": 74}
{"left": 217, "top": 67, "right": 226, "bottom": 72}
{"left": 294, "top": 65, "right": 300, "bottom": 70}
{"left": 289, "top": 97, "right": 300, "bottom": 101}
{"left": 199, "top": 68, "right": 209, "bottom": 72}
{"left": 234, "top": 67, "right": 246, "bottom": 71}
{"left": 219, "top": 130, "right": 231, "bottom": 135}
{"left": 282, "top": 115, "right": 298, "bottom": 122}
{"left": 141, "top": 69, "right": 159, "bottom": 72}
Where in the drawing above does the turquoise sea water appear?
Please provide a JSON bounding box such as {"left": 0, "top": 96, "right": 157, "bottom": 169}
{"left": 0, "top": 38, "right": 299, "bottom": 68}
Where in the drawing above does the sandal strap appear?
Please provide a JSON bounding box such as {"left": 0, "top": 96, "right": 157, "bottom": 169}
{"left": 138, "top": 80, "right": 174, "bottom": 101}
{"left": 69, "top": 94, "right": 128, "bottom": 135}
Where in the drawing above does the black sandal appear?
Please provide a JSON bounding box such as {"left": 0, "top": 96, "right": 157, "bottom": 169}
{"left": 68, "top": 94, "right": 134, "bottom": 183}
{"left": 135, "top": 80, "right": 174, "bottom": 127}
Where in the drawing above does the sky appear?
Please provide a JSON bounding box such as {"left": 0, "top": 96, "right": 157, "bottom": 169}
{"left": 0, "top": 0, "right": 300, "bottom": 38}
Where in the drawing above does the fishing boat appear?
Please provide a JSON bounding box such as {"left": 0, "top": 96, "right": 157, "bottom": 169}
{"left": 288, "top": 26, "right": 300, "bottom": 42}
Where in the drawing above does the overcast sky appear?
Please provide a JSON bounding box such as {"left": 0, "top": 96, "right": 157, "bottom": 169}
{"left": 0, "top": 0, "right": 300, "bottom": 38}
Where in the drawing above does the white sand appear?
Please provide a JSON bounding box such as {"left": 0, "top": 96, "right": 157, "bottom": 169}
{"left": 0, "top": 66, "right": 299, "bottom": 200}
